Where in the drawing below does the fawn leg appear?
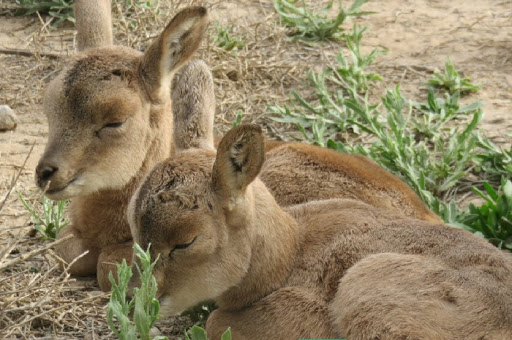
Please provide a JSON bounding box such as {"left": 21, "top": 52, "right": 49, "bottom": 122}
{"left": 54, "top": 225, "right": 100, "bottom": 276}
{"left": 97, "top": 241, "right": 134, "bottom": 291}
{"left": 206, "top": 287, "right": 339, "bottom": 340}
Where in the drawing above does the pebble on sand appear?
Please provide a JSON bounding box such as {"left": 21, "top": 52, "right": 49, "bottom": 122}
{"left": 0, "top": 105, "right": 17, "bottom": 131}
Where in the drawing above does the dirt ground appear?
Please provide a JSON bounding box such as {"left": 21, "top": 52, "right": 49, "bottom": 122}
{"left": 0, "top": 0, "right": 511, "bottom": 338}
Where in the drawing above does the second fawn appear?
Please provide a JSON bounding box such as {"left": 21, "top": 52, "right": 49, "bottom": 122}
{"left": 129, "top": 124, "right": 512, "bottom": 340}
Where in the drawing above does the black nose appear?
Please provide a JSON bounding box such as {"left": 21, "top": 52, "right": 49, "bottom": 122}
{"left": 36, "top": 163, "right": 58, "bottom": 184}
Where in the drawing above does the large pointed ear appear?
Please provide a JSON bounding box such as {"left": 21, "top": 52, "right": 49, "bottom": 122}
{"left": 212, "top": 125, "right": 265, "bottom": 209}
{"left": 140, "top": 7, "right": 208, "bottom": 101}
{"left": 74, "top": 0, "right": 113, "bottom": 51}
{"left": 172, "top": 59, "right": 215, "bottom": 151}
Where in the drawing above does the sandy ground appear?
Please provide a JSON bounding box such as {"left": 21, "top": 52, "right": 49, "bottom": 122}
{"left": 0, "top": 0, "right": 511, "bottom": 338}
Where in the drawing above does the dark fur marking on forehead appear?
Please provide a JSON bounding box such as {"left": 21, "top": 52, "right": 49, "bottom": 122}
{"left": 63, "top": 53, "right": 138, "bottom": 119}
{"left": 136, "top": 150, "right": 215, "bottom": 220}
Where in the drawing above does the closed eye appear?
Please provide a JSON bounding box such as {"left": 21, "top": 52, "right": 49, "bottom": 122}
{"left": 173, "top": 236, "right": 198, "bottom": 251}
{"left": 103, "top": 121, "right": 125, "bottom": 129}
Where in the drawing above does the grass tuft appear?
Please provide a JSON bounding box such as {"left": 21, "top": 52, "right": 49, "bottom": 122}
{"left": 460, "top": 178, "right": 512, "bottom": 250}
{"left": 14, "top": 0, "right": 75, "bottom": 26}
{"left": 273, "top": 0, "right": 373, "bottom": 42}
{"left": 17, "top": 192, "right": 69, "bottom": 240}
{"left": 428, "top": 58, "right": 481, "bottom": 95}
{"left": 214, "top": 24, "right": 246, "bottom": 51}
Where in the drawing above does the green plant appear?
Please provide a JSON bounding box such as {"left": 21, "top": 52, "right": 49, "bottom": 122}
{"left": 326, "top": 86, "right": 482, "bottom": 218}
{"left": 14, "top": 0, "right": 75, "bottom": 26}
{"left": 214, "top": 24, "right": 246, "bottom": 51}
{"left": 107, "top": 244, "right": 231, "bottom": 340}
{"left": 460, "top": 178, "right": 512, "bottom": 250}
{"left": 184, "top": 325, "right": 231, "bottom": 340}
{"left": 274, "top": 0, "right": 372, "bottom": 42}
{"left": 428, "top": 58, "right": 481, "bottom": 95}
{"left": 475, "top": 134, "right": 512, "bottom": 183}
{"left": 333, "top": 25, "right": 385, "bottom": 92}
{"left": 232, "top": 111, "right": 244, "bottom": 127}
{"left": 17, "top": 192, "right": 69, "bottom": 240}
{"left": 107, "top": 243, "right": 163, "bottom": 340}
{"left": 269, "top": 25, "right": 384, "bottom": 144}
{"left": 270, "top": 25, "right": 495, "bottom": 231}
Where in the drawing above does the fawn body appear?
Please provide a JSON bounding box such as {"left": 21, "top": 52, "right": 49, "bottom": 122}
{"left": 129, "top": 125, "right": 512, "bottom": 340}
{"left": 36, "top": 1, "right": 437, "bottom": 290}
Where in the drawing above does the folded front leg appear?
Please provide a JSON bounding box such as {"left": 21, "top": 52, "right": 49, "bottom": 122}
{"left": 97, "top": 241, "right": 134, "bottom": 291}
{"left": 54, "top": 225, "right": 101, "bottom": 277}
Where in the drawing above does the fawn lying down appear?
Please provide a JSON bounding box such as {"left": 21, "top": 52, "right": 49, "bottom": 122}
{"left": 35, "top": 2, "right": 438, "bottom": 290}
{"left": 129, "top": 124, "right": 512, "bottom": 340}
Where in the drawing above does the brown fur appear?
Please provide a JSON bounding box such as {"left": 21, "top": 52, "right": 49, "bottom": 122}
{"left": 35, "top": 6, "right": 209, "bottom": 289}
{"left": 261, "top": 143, "right": 440, "bottom": 222}
{"left": 36, "top": 3, "right": 438, "bottom": 291}
{"left": 74, "top": 0, "right": 113, "bottom": 50}
{"left": 129, "top": 125, "right": 512, "bottom": 340}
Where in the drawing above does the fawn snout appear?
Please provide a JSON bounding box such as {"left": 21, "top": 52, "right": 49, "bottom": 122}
{"left": 35, "top": 160, "right": 58, "bottom": 189}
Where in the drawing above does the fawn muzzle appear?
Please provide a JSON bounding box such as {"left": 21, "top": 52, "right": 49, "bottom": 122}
{"left": 35, "top": 161, "right": 58, "bottom": 189}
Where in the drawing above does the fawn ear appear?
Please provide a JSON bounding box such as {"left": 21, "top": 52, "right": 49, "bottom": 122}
{"left": 74, "top": 0, "right": 113, "bottom": 50}
{"left": 212, "top": 125, "right": 265, "bottom": 208}
{"left": 172, "top": 59, "right": 215, "bottom": 151}
{"left": 140, "top": 7, "right": 208, "bottom": 101}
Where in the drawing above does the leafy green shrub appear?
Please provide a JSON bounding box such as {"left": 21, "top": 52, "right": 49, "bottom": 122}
{"left": 107, "top": 243, "right": 162, "bottom": 340}
{"left": 460, "top": 178, "right": 512, "bottom": 250}
{"left": 108, "top": 244, "right": 231, "bottom": 340}
{"left": 273, "top": 0, "right": 372, "bottom": 42}
{"left": 269, "top": 22, "right": 512, "bottom": 246}
{"left": 325, "top": 86, "right": 483, "bottom": 223}
{"left": 17, "top": 193, "right": 69, "bottom": 240}
{"left": 475, "top": 134, "right": 512, "bottom": 182}
{"left": 428, "top": 58, "right": 481, "bottom": 94}
{"left": 185, "top": 325, "right": 231, "bottom": 340}
{"left": 334, "top": 25, "right": 385, "bottom": 92}
{"left": 269, "top": 25, "right": 383, "bottom": 143}
{"left": 14, "top": 0, "right": 75, "bottom": 26}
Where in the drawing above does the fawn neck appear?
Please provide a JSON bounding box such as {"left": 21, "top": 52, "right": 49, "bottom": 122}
{"left": 217, "top": 180, "right": 302, "bottom": 310}
{"left": 68, "top": 101, "right": 174, "bottom": 241}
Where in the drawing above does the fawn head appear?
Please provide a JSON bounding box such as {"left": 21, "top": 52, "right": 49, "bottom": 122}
{"left": 35, "top": 7, "right": 208, "bottom": 199}
{"left": 128, "top": 125, "right": 265, "bottom": 315}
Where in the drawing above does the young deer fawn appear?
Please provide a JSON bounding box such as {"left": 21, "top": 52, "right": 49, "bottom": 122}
{"left": 35, "top": 5, "right": 210, "bottom": 288}
{"left": 35, "top": 1, "right": 438, "bottom": 290}
{"left": 129, "top": 124, "right": 512, "bottom": 340}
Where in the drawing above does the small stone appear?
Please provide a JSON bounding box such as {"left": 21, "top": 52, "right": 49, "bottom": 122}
{"left": 0, "top": 105, "right": 17, "bottom": 131}
{"left": 149, "top": 326, "right": 161, "bottom": 337}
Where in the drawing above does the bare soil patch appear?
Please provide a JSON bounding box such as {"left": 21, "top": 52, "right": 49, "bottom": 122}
{"left": 0, "top": 0, "right": 511, "bottom": 338}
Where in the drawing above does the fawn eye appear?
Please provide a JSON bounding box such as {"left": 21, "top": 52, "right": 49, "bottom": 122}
{"left": 173, "top": 236, "right": 197, "bottom": 251}
{"left": 103, "top": 121, "right": 125, "bottom": 129}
